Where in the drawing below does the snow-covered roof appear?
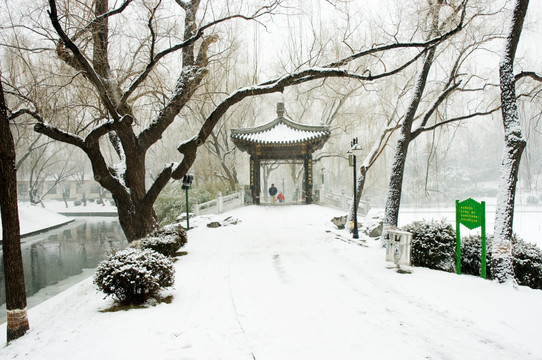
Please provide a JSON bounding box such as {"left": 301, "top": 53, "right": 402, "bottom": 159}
{"left": 231, "top": 104, "right": 330, "bottom": 158}
{"left": 231, "top": 117, "right": 330, "bottom": 145}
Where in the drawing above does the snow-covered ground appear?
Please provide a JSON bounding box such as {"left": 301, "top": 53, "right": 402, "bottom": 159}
{"left": 1, "top": 205, "right": 541, "bottom": 360}
{"left": 0, "top": 201, "right": 118, "bottom": 238}
{"left": 0, "top": 204, "right": 74, "bottom": 238}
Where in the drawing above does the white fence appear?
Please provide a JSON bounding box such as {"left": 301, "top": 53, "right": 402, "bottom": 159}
{"left": 319, "top": 189, "right": 370, "bottom": 215}
{"left": 194, "top": 191, "right": 245, "bottom": 216}
{"left": 193, "top": 188, "right": 368, "bottom": 216}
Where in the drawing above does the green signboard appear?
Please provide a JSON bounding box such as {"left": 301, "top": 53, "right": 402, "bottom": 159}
{"left": 455, "top": 198, "right": 486, "bottom": 278}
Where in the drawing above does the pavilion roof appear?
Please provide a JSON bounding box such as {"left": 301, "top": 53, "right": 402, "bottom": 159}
{"left": 231, "top": 103, "right": 331, "bottom": 159}
{"left": 231, "top": 115, "right": 330, "bottom": 145}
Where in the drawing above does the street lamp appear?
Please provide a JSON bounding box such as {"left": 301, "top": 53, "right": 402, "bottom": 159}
{"left": 182, "top": 174, "right": 194, "bottom": 229}
{"left": 348, "top": 138, "right": 363, "bottom": 239}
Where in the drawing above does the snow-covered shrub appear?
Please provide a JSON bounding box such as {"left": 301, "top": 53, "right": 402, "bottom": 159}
{"left": 402, "top": 219, "right": 455, "bottom": 272}
{"left": 140, "top": 224, "right": 187, "bottom": 257}
{"left": 462, "top": 234, "right": 542, "bottom": 289}
{"left": 511, "top": 236, "right": 542, "bottom": 290}
{"left": 460, "top": 235, "right": 493, "bottom": 279}
{"left": 94, "top": 248, "right": 175, "bottom": 305}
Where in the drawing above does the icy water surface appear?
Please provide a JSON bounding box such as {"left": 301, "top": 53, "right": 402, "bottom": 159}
{"left": 0, "top": 218, "right": 127, "bottom": 322}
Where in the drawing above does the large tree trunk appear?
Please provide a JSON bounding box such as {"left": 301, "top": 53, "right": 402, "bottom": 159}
{"left": 383, "top": 1, "right": 443, "bottom": 228}
{"left": 384, "top": 133, "right": 411, "bottom": 228}
{"left": 383, "top": 48, "right": 436, "bottom": 228}
{"left": 115, "top": 198, "right": 158, "bottom": 241}
{"left": 493, "top": 0, "right": 529, "bottom": 284}
{"left": 0, "top": 78, "right": 30, "bottom": 342}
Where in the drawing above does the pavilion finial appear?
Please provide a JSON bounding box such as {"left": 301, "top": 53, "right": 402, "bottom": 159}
{"left": 276, "top": 102, "right": 285, "bottom": 117}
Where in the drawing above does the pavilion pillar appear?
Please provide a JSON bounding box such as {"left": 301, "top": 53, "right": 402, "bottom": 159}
{"left": 304, "top": 155, "right": 313, "bottom": 204}
{"left": 250, "top": 156, "right": 261, "bottom": 204}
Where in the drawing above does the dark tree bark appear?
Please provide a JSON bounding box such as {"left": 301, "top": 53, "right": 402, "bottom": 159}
{"left": 384, "top": 43, "right": 438, "bottom": 228}
{"left": 493, "top": 0, "right": 530, "bottom": 284}
{"left": 0, "top": 77, "right": 30, "bottom": 342}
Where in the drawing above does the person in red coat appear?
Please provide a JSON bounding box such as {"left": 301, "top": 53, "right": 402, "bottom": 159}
{"left": 277, "top": 192, "right": 285, "bottom": 203}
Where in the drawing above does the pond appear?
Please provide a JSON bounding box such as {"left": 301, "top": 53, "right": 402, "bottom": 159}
{"left": 0, "top": 217, "right": 128, "bottom": 322}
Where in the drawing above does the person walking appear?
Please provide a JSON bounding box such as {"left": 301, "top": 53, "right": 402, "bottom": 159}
{"left": 277, "top": 192, "right": 285, "bottom": 203}
{"left": 269, "top": 183, "right": 278, "bottom": 203}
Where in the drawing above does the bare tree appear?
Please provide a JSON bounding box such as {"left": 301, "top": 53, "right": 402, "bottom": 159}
{"left": 492, "top": 0, "right": 530, "bottom": 283}
{"left": 0, "top": 75, "right": 29, "bottom": 342}
{"left": 6, "top": 0, "right": 464, "bottom": 241}
{"left": 380, "top": 0, "right": 507, "bottom": 229}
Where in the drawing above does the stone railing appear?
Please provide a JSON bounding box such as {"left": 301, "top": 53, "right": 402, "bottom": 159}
{"left": 194, "top": 191, "right": 245, "bottom": 216}
{"left": 193, "top": 188, "right": 368, "bottom": 216}
{"left": 319, "top": 189, "right": 370, "bottom": 215}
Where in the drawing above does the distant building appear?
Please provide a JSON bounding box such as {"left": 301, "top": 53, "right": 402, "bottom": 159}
{"left": 17, "top": 179, "right": 112, "bottom": 202}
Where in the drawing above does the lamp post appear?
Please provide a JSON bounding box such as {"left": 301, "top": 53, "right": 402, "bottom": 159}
{"left": 348, "top": 138, "right": 363, "bottom": 239}
{"left": 182, "top": 174, "right": 194, "bottom": 229}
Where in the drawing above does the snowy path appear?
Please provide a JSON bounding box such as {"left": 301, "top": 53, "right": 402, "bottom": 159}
{"left": 1, "top": 205, "right": 541, "bottom": 359}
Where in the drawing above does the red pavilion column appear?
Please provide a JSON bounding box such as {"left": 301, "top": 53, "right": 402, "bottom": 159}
{"left": 250, "top": 156, "right": 261, "bottom": 204}
{"left": 304, "top": 155, "right": 313, "bottom": 204}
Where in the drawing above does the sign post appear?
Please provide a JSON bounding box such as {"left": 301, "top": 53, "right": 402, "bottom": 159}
{"left": 455, "top": 198, "right": 486, "bottom": 278}
{"left": 182, "top": 174, "right": 194, "bottom": 230}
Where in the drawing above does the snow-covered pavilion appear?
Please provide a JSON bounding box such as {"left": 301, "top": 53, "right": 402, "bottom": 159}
{"left": 231, "top": 102, "right": 331, "bottom": 204}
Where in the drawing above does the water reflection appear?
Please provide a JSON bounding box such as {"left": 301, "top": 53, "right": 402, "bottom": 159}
{"left": 0, "top": 218, "right": 127, "bottom": 307}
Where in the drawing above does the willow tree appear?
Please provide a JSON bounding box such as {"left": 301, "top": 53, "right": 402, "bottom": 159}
{"left": 5, "top": 0, "right": 463, "bottom": 241}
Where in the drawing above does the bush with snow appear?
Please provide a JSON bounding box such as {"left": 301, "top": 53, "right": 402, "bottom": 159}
{"left": 402, "top": 219, "right": 456, "bottom": 272}
{"left": 406, "top": 221, "right": 542, "bottom": 290}
{"left": 461, "top": 234, "right": 542, "bottom": 289}
{"left": 462, "top": 233, "right": 542, "bottom": 290}
{"left": 460, "top": 234, "right": 493, "bottom": 279}
{"left": 94, "top": 248, "right": 175, "bottom": 305}
{"left": 137, "top": 224, "right": 187, "bottom": 257}
{"left": 511, "top": 236, "right": 542, "bottom": 289}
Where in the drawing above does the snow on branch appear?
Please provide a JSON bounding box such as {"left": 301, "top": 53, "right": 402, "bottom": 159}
{"left": 34, "top": 122, "right": 85, "bottom": 148}
{"left": 174, "top": 0, "right": 190, "bottom": 10}
{"left": 8, "top": 108, "right": 44, "bottom": 123}
{"left": 84, "top": 115, "right": 134, "bottom": 145}
{"left": 412, "top": 82, "right": 462, "bottom": 138}
{"left": 515, "top": 71, "right": 542, "bottom": 83}
{"left": 417, "top": 106, "right": 501, "bottom": 134}
{"left": 48, "top": 0, "right": 120, "bottom": 121}
{"left": 173, "top": 51, "right": 434, "bottom": 178}
{"left": 325, "top": 0, "right": 467, "bottom": 69}
{"left": 363, "top": 120, "right": 402, "bottom": 169}
{"left": 122, "top": 1, "right": 281, "bottom": 103}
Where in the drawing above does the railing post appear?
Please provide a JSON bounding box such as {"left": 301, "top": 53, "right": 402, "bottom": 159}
{"left": 195, "top": 199, "right": 200, "bottom": 216}
{"left": 218, "top": 192, "right": 223, "bottom": 213}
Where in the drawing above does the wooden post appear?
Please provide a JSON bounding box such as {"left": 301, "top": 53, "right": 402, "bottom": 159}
{"left": 250, "top": 157, "right": 261, "bottom": 204}
{"left": 304, "top": 155, "right": 313, "bottom": 204}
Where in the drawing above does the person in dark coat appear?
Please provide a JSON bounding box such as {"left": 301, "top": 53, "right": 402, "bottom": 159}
{"left": 269, "top": 183, "right": 278, "bottom": 202}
